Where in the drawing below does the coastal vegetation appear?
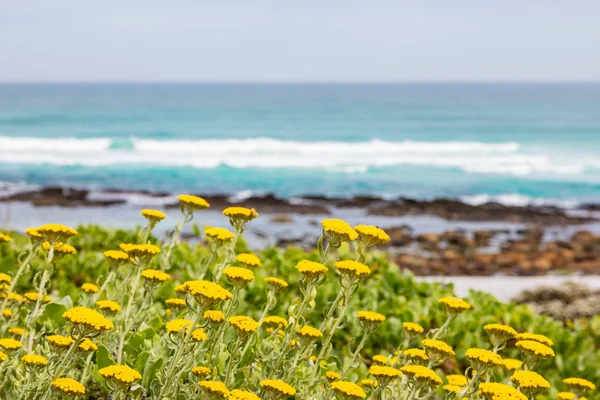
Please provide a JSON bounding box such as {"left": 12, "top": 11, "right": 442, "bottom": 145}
{"left": 0, "top": 197, "right": 597, "bottom": 400}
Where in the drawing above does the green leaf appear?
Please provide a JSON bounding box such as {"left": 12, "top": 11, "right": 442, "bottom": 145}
{"left": 96, "top": 344, "right": 115, "bottom": 369}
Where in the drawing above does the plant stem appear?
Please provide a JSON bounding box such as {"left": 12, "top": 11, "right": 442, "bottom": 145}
{"left": 0, "top": 247, "right": 35, "bottom": 318}
{"left": 116, "top": 266, "right": 143, "bottom": 364}
{"left": 26, "top": 263, "right": 52, "bottom": 352}
{"left": 341, "top": 329, "right": 370, "bottom": 376}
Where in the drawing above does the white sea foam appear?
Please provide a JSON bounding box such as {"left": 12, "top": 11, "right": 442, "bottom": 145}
{"left": 460, "top": 194, "right": 581, "bottom": 208}
{"left": 0, "top": 136, "right": 589, "bottom": 177}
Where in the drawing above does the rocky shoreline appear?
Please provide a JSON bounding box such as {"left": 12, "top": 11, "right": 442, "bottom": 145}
{"left": 1, "top": 186, "right": 597, "bottom": 225}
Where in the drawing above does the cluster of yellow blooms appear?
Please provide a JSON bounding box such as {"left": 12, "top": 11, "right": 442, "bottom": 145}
{"left": 0, "top": 196, "right": 596, "bottom": 400}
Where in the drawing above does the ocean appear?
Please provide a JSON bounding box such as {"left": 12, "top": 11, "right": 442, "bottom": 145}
{"left": 1, "top": 83, "right": 599, "bottom": 206}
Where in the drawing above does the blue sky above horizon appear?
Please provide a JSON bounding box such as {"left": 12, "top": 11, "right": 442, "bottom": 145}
{"left": 1, "top": 1, "right": 600, "bottom": 83}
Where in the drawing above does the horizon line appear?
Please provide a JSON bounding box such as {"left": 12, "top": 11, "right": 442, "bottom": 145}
{"left": 1, "top": 80, "right": 600, "bottom": 85}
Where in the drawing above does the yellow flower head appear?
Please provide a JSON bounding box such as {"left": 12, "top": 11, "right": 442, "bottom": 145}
{"left": 421, "top": 339, "right": 455, "bottom": 358}
{"left": 22, "top": 354, "right": 48, "bottom": 367}
{"left": 5, "top": 292, "right": 24, "bottom": 304}
{"left": 99, "top": 364, "right": 142, "bottom": 385}
{"left": 165, "top": 298, "right": 186, "bottom": 309}
{"left": 178, "top": 194, "right": 210, "bottom": 213}
{"left": 119, "top": 243, "right": 160, "bottom": 263}
{"left": 141, "top": 269, "right": 171, "bottom": 284}
{"left": 369, "top": 365, "right": 402, "bottom": 384}
{"left": 479, "top": 382, "right": 527, "bottom": 400}
{"left": 223, "top": 206, "right": 259, "bottom": 227}
{"left": 402, "top": 322, "right": 424, "bottom": 335}
{"left": 515, "top": 340, "right": 555, "bottom": 359}
{"left": 182, "top": 280, "right": 233, "bottom": 308}
{"left": 0, "top": 338, "right": 22, "bottom": 351}
{"left": 465, "top": 348, "right": 503, "bottom": 369}
{"left": 331, "top": 381, "right": 367, "bottom": 399}
{"left": 62, "top": 306, "right": 114, "bottom": 333}
{"left": 166, "top": 319, "right": 207, "bottom": 342}
{"left": 204, "top": 310, "right": 226, "bottom": 324}
{"left": 558, "top": 393, "right": 577, "bottom": 400}
{"left": 36, "top": 224, "right": 78, "bottom": 242}
{"left": 0, "top": 233, "right": 11, "bottom": 243}
{"left": 47, "top": 334, "right": 75, "bottom": 349}
{"left": 262, "top": 316, "right": 288, "bottom": 329}
{"left": 52, "top": 377, "right": 86, "bottom": 396}
{"left": 8, "top": 327, "right": 27, "bottom": 336}
{"left": 511, "top": 370, "right": 550, "bottom": 396}
{"left": 372, "top": 355, "right": 389, "bottom": 365}
{"left": 260, "top": 379, "right": 296, "bottom": 399}
{"left": 229, "top": 316, "right": 260, "bottom": 335}
{"left": 563, "top": 378, "right": 595, "bottom": 392}
{"left": 78, "top": 339, "right": 98, "bottom": 352}
{"left": 403, "top": 348, "right": 429, "bottom": 364}
{"left": 25, "top": 228, "right": 43, "bottom": 241}
{"left": 0, "top": 273, "right": 11, "bottom": 283}
{"left": 335, "top": 260, "right": 371, "bottom": 279}
{"left": 81, "top": 283, "right": 99, "bottom": 294}
{"left": 103, "top": 250, "right": 129, "bottom": 266}
{"left": 43, "top": 241, "right": 77, "bottom": 257}
{"left": 96, "top": 300, "right": 121, "bottom": 313}
{"left": 296, "top": 325, "right": 323, "bottom": 340}
{"left": 484, "top": 324, "right": 518, "bottom": 347}
{"left": 205, "top": 227, "right": 235, "bottom": 243}
{"left": 192, "top": 366, "right": 211, "bottom": 378}
{"left": 516, "top": 333, "right": 553, "bottom": 347}
{"left": 326, "top": 371, "right": 341, "bottom": 382}
{"left": 446, "top": 374, "right": 468, "bottom": 387}
{"left": 354, "top": 224, "right": 390, "bottom": 247}
{"left": 229, "top": 389, "right": 261, "bottom": 400}
{"left": 359, "top": 379, "right": 377, "bottom": 388}
{"left": 199, "top": 380, "right": 229, "bottom": 398}
{"left": 295, "top": 260, "right": 328, "bottom": 281}
{"left": 2, "top": 309, "right": 12, "bottom": 318}
{"left": 24, "top": 292, "right": 51, "bottom": 303}
{"left": 443, "top": 384, "right": 462, "bottom": 394}
{"left": 321, "top": 219, "right": 358, "bottom": 244}
{"left": 438, "top": 297, "right": 471, "bottom": 313}
{"left": 265, "top": 277, "right": 288, "bottom": 291}
{"left": 141, "top": 209, "right": 166, "bottom": 224}
{"left": 502, "top": 358, "right": 523, "bottom": 371}
{"left": 223, "top": 267, "right": 255, "bottom": 287}
{"left": 400, "top": 365, "right": 442, "bottom": 388}
{"left": 357, "top": 311, "right": 385, "bottom": 323}
{"left": 236, "top": 253, "right": 262, "bottom": 268}
{"left": 0, "top": 351, "right": 7, "bottom": 363}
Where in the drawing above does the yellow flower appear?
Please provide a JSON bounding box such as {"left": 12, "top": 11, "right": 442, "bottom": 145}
{"left": 141, "top": 209, "right": 166, "bottom": 223}
{"left": 52, "top": 377, "right": 86, "bottom": 396}
{"left": 484, "top": 324, "right": 518, "bottom": 348}
{"left": 262, "top": 316, "right": 288, "bottom": 329}
{"left": 516, "top": 333, "right": 553, "bottom": 347}
{"left": 182, "top": 280, "right": 233, "bottom": 308}
{"left": 295, "top": 260, "right": 328, "bottom": 280}
{"left": 141, "top": 269, "right": 171, "bottom": 284}
{"left": 223, "top": 206, "right": 259, "bottom": 227}
{"left": 446, "top": 375, "right": 468, "bottom": 387}
{"left": 0, "top": 273, "right": 11, "bottom": 283}
{"left": 165, "top": 298, "right": 186, "bottom": 309}
{"left": 326, "top": 371, "right": 341, "bottom": 382}
{"left": 563, "top": 378, "right": 595, "bottom": 392}
{"left": 205, "top": 227, "right": 235, "bottom": 243}
{"left": 335, "top": 260, "right": 371, "bottom": 279}
{"left": 479, "top": 382, "right": 527, "bottom": 400}
{"left": 42, "top": 241, "right": 77, "bottom": 256}
{"left": 36, "top": 224, "right": 78, "bottom": 242}
{"left": 223, "top": 267, "right": 255, "bottom": 287}
{"left": 103, "top": 250, "right": 129, "bottom": 265}
{"left": 321, "top": 219, "right": 358, "bottom": 243}
{"left": 0, "top": 351, "right": 7, "bottom": 362}
{"left": 47, "top": 334, "right": 75, "bottom": 349}
{"left": 5, "top": 292, "right": 24, "bottom": 303}
{"left": 229, "top": 389, "right": 261, "bottom": 400}
{"left": 24, "top": 292, "right": 51, "bottom": 303}
{"left": 236, "top": 253, "right": 262, "bottom": 268}
{"left": 78, "top": 339, "right": 98, "bottom": 352}
{"left": 198, "top": 381, "right": 229, "bottom": 398}
{"left": 8, "top": 327, "right": 26, "bottom": 337}
{"left": 178, "top": 194, "right": 210, "bottom": 213}
{"left": 372, "top": 355, "right": 389, "bottom": 365}
{"left": 99, "top": 364, "right": 142, "bottom": 384}
{"left": 558, "top": 392, "right": 577, "bottom": 400}
{"left": 22, "top": 354, "right": 48, "bottom": 367}
{"left": 96, "top": 300, "right": 121, "bottom": 313}
{"left": 0, "top": 338, "right": 22, "bottom": 351}
{"left": 354, "top": 225, "right": 390, "bottom": 247}
{"left": 331, "top": 381, "right": 367, "bottom": 399}
{"left": 511, "top": 370, "right": 550, "bottom": 396}
{"left": 204, "top": 310, "right": 226, "bottom": 324}
{"left": 2, "top": 309, "right": 12, "bottom": 318}
{"left": 119, "top": 243, "right": 160, "bottom": 263}
{"left": 356, "top": 311, "right": 385, "bottom": 323}
{"left": 296, "top": 325, "right": 323, "bottom": 340}
{"left": 192, "top": 366, "right": 211, "bottom": 378}
{"left": 444, "top": 384, "right": 462, "bottom": 394}
{"left": 25, "top": 228, "right": 43, "bottom": 240}
{"left": 260, "top": 379, "right": 296, "bottom": 399}
{"left": 421, "top": 339, "right": 455, "bottom": 358}
{"left": 81, "top": 283, "right": 99, "bottom": 294}
{"left": 166, "top": 319, "right": 207, "bottom": 342}
{"left": 369, "top": 365, "right": 402, "bottom": 385}
{"left": 400, "top": 365, "right": 442, "bottom": 387}
{"left": 265, "top": 277, "right": 288, "bottom": 291}
{"left": 0, "top": 233, "right": 11, "bottom": 243}
{"left": 403, "top": 348, "right": 429, "bottom": 364}
{"left": 465, "top": 348, "right": 503, "bottom": 369}
{"left": 359, "top": 379, "right": 377, "bottom": 388}
{"left": 402, "top": 322, "right": 424, "bottom": 335}
{"left": 515, "top": 340, "right": 555, "bottom": 359}
{"left": 438, "top": 297, "right": 471, "bottom": 313}
{"left": 229, "top": 316, "right": 260, "bottom": 335}
{"left": 502, "top": 358, "right": 523, "bottom": 371}
{"left": 62, "top": 306, "right": 114, "bottom": 333}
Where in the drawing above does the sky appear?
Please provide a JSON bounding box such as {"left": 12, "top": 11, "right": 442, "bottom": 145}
{"left": 1, "top": 1, "right": 600, "bottom": 82}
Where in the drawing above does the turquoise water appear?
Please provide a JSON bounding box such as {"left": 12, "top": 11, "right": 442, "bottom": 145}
{"left": 1, "top": 83, "right": 599, "bottom": 205}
